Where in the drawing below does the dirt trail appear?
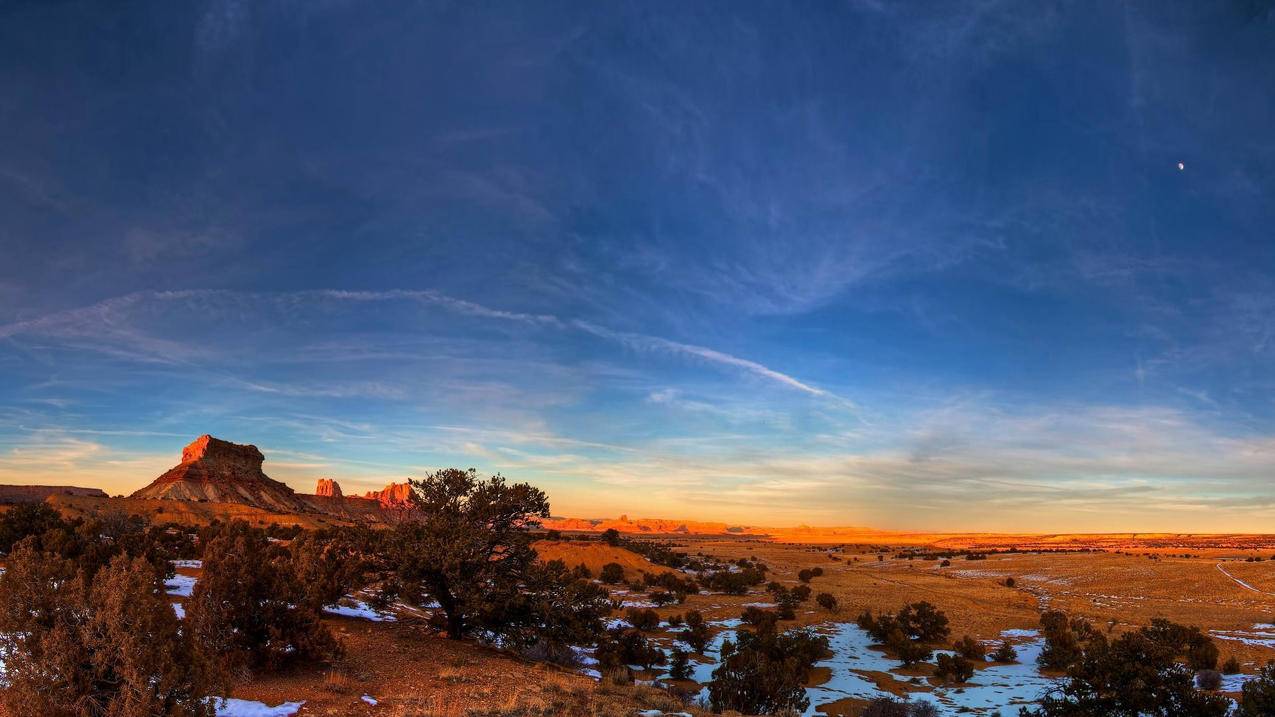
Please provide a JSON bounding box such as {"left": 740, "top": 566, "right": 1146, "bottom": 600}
{"left": 1216, "top": 562, "right": 1275, "bottom": 595}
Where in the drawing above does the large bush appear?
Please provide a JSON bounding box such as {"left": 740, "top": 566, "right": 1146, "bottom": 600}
{"left": 186, "top": 522, "right": 340, "bottom": 672}
{"left": 708, "top": 623, "right": 829, "bottom": 715}
{"left": 0, "top": 543, "right": 213, "bottom": 717}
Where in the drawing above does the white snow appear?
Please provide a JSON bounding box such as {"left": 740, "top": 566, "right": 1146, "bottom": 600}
{"left": 361, "top": 694, "right": 378, "bottom": 705}
{"left": 171, "top": 560, "right": 203, "bottom": 569}
{"left": 324, "top": 599, "right": 396, "bottom": 622}
{"left": 165, "top": 574, "right": 198, "bottom": 597}
{"left": 211, "top": 698, "right": 304, "bottom": 717}
{"left": 172, "top": 603, "right": 186, "bottom": 619}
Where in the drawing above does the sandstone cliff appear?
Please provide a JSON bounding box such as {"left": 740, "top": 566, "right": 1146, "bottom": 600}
{"left": 130, "top": 435, "right": 310, "bottom": 513}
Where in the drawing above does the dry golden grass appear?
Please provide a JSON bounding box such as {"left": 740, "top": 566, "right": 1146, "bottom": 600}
{"left": 532, "top": 539, "right": 673, "bottom": 577}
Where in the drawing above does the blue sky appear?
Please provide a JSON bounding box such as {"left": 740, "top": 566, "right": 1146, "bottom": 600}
{"left": 2, "top": 1, "right": 1274, "bottom": 531}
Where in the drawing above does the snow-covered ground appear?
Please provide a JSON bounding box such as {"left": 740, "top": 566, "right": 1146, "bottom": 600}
{"left": 323, "top": 599, "right": 396, "bottom": 622}
{"left": 1210, "top": 624, "right": 1275, "bottom": 648}
{"left": 211, "top": 698, "right": 304, "bottom": 716}
{"left": 171, "top": 559, "right": 203, "bottom": 569}
{"left": 165, "top": 574, "right": 198, "bottom": 597}
{"left": 623, "top": 617, "right": 1062, "bottom": 716}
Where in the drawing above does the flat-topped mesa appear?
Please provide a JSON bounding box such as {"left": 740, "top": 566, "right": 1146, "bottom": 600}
{"left": 0, "top": 485, "right": 108, "bottom": 504}
{"left": 315, "top": 478, "right": 343, "bottom": 498}
{"left": 131, "top": 434, "right": 309, "bottom": 513}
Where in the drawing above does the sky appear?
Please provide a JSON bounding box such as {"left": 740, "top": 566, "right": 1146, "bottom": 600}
{"left": 1, "top": 1, "right": 1274, "bottom": 532}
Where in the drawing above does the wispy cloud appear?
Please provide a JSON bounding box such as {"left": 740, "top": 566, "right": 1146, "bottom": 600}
{"left": 0, "top": 289, "right": 847, "bottom": 406}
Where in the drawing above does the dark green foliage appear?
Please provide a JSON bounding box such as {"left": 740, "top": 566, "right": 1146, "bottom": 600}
{"left": 600, "top": 528, "right": 621, "bottom": 546}
{"left": 571, "top": 562, "right": 592, "bottom": 580}
{"left": 682, "top": 610, "right": 711, "bottom": 653}
{"left": 1038, "top": 611, "right": 1089, "bottom": 671}
{"left": 741, "top": 606, "right": 779, "bottom": 629}
{"left": 649, "top": 589, "right": 676, "bottom": 606}
{"left": 708, "top": 623, "right": 829, "bottom": 715}
{"left": 934, "top": 653, "right": 975, "bottom": 683}
{"left": 600, "top": 562, "right": 625, "bottom": 584}
{"left": 1238, "top": 662, "right": 1275, "bottom": 716}
{"left": 792, "top": 584, "right": 812, "bottom": 602}
{"left": 897, "top": 601, "right": 950, "bottom": 642}
{"left": 887, "top": 628, "right": 933, "bottom": 665}
{"left": 626, "top": 607, "right": 660, "bottom": 631}
{"left": 0, "top": 543, "right": 214, "bottom": 717}
{"left": 596, "top": 628, "right": 666, "bottom": 670}
{"left": 1196, "top": 669, "right": 1222, "bottom": 691}
{"left": 1223, "top": 655, "right": 1241, "bottom": 674}
{"left": 385, "top": 468, "right": 550, "bottom": 641}
{"left": 186, "top": 521, "right": 340, "bottom": 672}
{"left": 1023, "top": 629, "right": 1230, "bottom": 717}
{"left": 816, "top": 592, "right": 838, "bottom": 612}
{"left": 954, "top": 634, "right": 986, "bottom": 661}
{"left": 287, "top": 529, "right": 367, "bottom": 613}
{"left": 992, "top": 640, "right": 1018, "bottom": 663}
{"left": 0, "top": 502, "right": 67, "bottom": 554}
{"left": 668, "top": 648, "right": 691, "bottom": 680}
{"left": 797, "top": 568, "right": 815, "bottom": 582}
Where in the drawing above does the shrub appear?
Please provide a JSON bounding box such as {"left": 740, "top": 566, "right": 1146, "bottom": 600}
{"left": 600, "top": 528, "right": 621, "bottom": 546}
{"left": 683, "top": 610, "right": 711, "bottom": 653}
{"left": 600, "top": 562, "right": 625, "bottom": 584}
{"left": 816, "top": 592, "right": 838, "bottom": 612}
{"left": 1038, "top": 611, "right": 1086, "bottom": 671}
{"left": 1005, "top": 576, "right": 1016, "bottom": 587}
{"left": 668, "top": 648, "right": 691, "bottom": 680}
{"left": 897, "top": 601, "right": 950, "bottom": 643}
{"left": 1024, "top": 630, "right": 1229, "bottom": 717}
{"left": 1197, "top": 669, "right": 1223, "bottom": 691}
{"left": 187, "top": 521, "right": 339, "bottom": 672}
{"left": 572, "top": 563, "right": 593, "bottom": 580}
{"left": 992, "top": 639, "right": 1017, "bottom": 663}
{"left": 792, "top": 584, "right": 812, "bottom": 602}
{"left": 626, "top": 607, "right": 660, "bottom": 631}
{"left": 708, "top": 624, "right": 828, "bottom": 715}
{"left": 934, "top": 653, "right": 975, "bottom": 684}
{"left": 1239, "top": 661, "right": 1275, "bottom": 716}
{"left": 797, "top": 568, "right": 815, "bottom": 582}
{"left": 0, "top": 544, "right": 214, "bottom": 717}
{"left": 649, "top": 590, "right": 676, "bottom": 607}
{"left": 1223, "top": 655, "right": 1242, "bottom": 674}
{"left": 887, "top": 628, "right": 932, "bottom": 665}
{"left": 0, "top": 502, "right": 67, "bottom": 554}
{"left": 596, "top": 628, "right": 665, "bottom": 670}
{"left": 954, "top": 634, "right": 986, "bottom": 661}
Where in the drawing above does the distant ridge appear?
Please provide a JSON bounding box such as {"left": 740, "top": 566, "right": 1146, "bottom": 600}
{"left": 0, "top": 484, "right": 108, "bottom": 504}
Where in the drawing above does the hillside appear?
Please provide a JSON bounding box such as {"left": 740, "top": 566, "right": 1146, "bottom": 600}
{"left": 532, "top": 539, "right": 674, "bottom": 577}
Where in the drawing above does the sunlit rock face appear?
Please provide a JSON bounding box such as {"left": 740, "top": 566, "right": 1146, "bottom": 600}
{"left": 363, "top": 482, "right": 414, "bottom": 507}
{"left": 131, "top": 434, "right": 309, "bottom": 513}
{"left": 315, "top": 478, "right": 343, "bottom": 498}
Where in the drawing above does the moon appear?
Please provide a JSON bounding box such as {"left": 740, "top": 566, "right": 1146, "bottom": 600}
{"left": 1178, "top": 162, "right": 1185, "bottom": 171}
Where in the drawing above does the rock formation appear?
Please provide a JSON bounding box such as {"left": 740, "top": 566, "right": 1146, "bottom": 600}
{"left": 0, "top": 485, "right": 108, "bottom": 504}
{"left": 130, "top": 435, "right": 309, "bottom": 513}
{"left": 363, "top": 481, "right": 415, "bottom": 507}
{"left": 315, "top": 478, "right": 343, "bottom": 498}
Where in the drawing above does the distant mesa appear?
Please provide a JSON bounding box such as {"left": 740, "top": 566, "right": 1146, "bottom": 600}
{"left": 130, "top": 434, "right": 310, "bottom": 513}
{"left": 0, "top": 484, "right": 108, "bottom": 505}
{"left": 315, "top": 478, "right": 343, "bottom": 498}
{"left": 362, "top": 481, "right": 414, "bottom": 507}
